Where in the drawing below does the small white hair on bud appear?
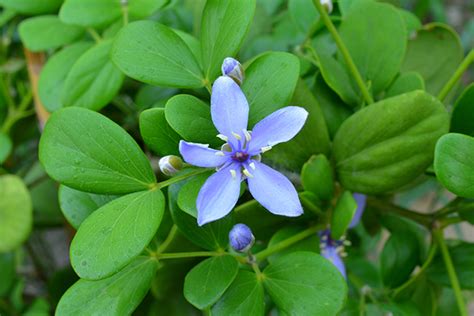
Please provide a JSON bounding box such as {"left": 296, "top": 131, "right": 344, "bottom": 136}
{"left": 320, "top": 0, "right": 333, "bottom": 13}
{"left": 158, "top": 155, "right": 183, "bottom": 176}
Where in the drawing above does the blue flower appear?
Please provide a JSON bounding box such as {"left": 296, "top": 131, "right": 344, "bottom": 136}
{"left": 179, "top": 68, "right": 308, "bottom": 226}
{"left": 221, "top": 57, "right": 244, "bottom": 85}
{"left": 229, "top": 223, "right": 254, "bottom": 252}
{"left": 320, "top": 193, "right": 367, "bottom": 278}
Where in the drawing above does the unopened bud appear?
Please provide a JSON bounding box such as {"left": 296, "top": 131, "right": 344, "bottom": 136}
{"left": 221, "top": 57, "right": 244, "bottom": 85}
{"left": 229, "top": 223, "right": 254, "bottom": 252}
{"left": 320, "top": 0, "right": 333, "bottom": 13}
{"left": 158, "top": 155, "right": 183, "bottom": 176}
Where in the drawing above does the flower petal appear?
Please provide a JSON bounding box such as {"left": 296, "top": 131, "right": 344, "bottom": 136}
{"left": 197, "top": 163, "right": 242, "bottom": 226}
{"left": 248, "top": 106, "right": 308, "bottom": 154}
{"left": 179, "top": 141, "right": 228, "bottom": 168}
{"left": 322, "top": 246, "right": 346, "bottom": 279}
{"left": 247, "top": 161, "right": 303, "bottom": 217}
{"left": 349, "top": 193, "right": 367, "bottom": 228}
{"left": 211, "top": 76, "right": 249, "bottom": 142}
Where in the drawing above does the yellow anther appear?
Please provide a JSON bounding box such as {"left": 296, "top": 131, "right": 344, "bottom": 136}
{"left": 243, "top": 168, "right": 253, "bottom": 178}
{"left": 230, "top": 169, "right": 237, "bottom": 179}
{"left": 231, "top": 132, "right": 242, "bottom": 140}
{"left": 249, "top": 162, "right": 256, "bottom": 170}
{"left": 215, "top": 151, "right": 225, "bottom": 156}
{"left": 216, "top": 134, "right": 228, "bottom": 142}
{"left": 261, "top": 146, "right": 272, "bottom": 153}
{"left": 242, "top": 129, "right": 252, "bottom": 142}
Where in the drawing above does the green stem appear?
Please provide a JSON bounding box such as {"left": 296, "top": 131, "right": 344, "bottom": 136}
{"left": 433, "top": 229, "right": 467, "bottom": 316}
{"left": 255, "top": 226, "right": 319, "bottom": 261}
{"left": 156, "top": 225, "right": 178, "bottom": 254}
{"left": 392, "top": 243, "right": 438, "bottom": 298}
{"left": 440, "top": 216, "right": 463, "bottom": 229}
{"left": 157, "top": 168, "right": 209, "bottom": 189}
{"left": 121, "top": 2, "right": 129, "bottom": 26}
{"left": 0, "top": 75, "right": 15, "bottom": 109}
{"left": 366, "top": 197, "right": 433, "bottom": 228}
{"left": 156, "top": 251, "right": 221, "bottom": 260}
{"left": 87, "top": 28, "right": 102, "bottom": 43}
{"left": 437, "top": 49, "right": 474, "bottom": 102}
{"left": 312, "top": 0, "right": 374, "bottom": 105}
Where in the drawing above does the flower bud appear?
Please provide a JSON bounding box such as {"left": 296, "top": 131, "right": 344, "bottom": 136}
{"left": 229, "top": 223, "right": 254, "bottom": 252}
{"left": 320, "top": 0, "right": 333, "bottom": 13}
{"left": 158, "top": 155, "right": 183, "bottom": 176}
{"left": 221, "top": 57, "right": 244, "bottom": 85}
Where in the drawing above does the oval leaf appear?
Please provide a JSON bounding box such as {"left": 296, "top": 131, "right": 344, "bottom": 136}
{"left": 19, "top": 16, "right": 84, "bottom": 52}
{"left": 434, "top": 133, "right": 474, "bottom": 197}
{"left": 39, "top": 107, "right": 156, "bottom": 194}
{"left": 112, "top": 21, "right": 203, "bottom": 88}
{"left": 59, "top": 0, "right": 122, "bottom": 28}
{"left": 385, "top": 71, "right": 425, "bottom": 98}
{"left": 56, "top": 257, "right": 158, "bottom": 315}
{"left": 139, "top": 107, "right": 181, "bottom": 156}
{"left": 0, "top": 175, "right": 32, "bottom": 252}
{"left": 70, "top": 190, "right": 165, "bottom": 279}
{"left": 184, "top": 255, "right": 239, "bottom": 309}
{"left": 331, "top": 191, "right": 357, "bottom": 240}
{"left": 451, "top": 83, "right": 474, "bottom": 136}
{"left": 301, "top": 154, "right": 334, "bottom": 200}
{"left": 263, "top": 252, "right": 347, "bottom": 315}
{"left": 0, "top": 0, "right": 62, "bottom": 14}
{"left": 62, "top": 40, "right": 124, "bottom": 111}
{"left": 333, "top": 90, "right": 449, "bottom": 194}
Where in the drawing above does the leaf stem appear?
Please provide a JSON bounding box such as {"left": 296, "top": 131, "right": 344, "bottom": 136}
{"left": 392, "top": 243, "right": 438, "bottom": 298}
{"left": 87, "top": 28, "right": 102, "bottom": 43}
{"left": 156, "top": 225, "right": 179, "bottom": 254}
{"left": 437, "top": 49, "right": 474, "bottom": 102}
{"left": 433, "top": 229, "right": 467, "bottom": 316}
{"left": 255, "top": 226, "right": 319, "bottom": 261}
{"left": 156, "top": 251, "right": 222, "bottom": 260}
{"left": 312, "top": 0, "right": 374, "bottom": 105}
{"left": 157, "top": 168, "right": 209, "bottom": 189}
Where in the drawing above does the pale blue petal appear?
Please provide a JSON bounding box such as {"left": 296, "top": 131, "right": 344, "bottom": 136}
{"left": 211, "top": 76, "right": 249, "bottom": 143}
{"left": 197, "top": 163, "right": 242, "bottom": 226}
{"left": 247, "top": 161, "right": 303, "bottom": 217}
{"left": 322, "top": 246, "right": 346, "bottom": 279}
{"left": 349, "top": 193, "right": 367, "bottom": 228}
{"left": 179, "top": 141, "right": 228, "bottom": 168}
{"left": 248, "top": 106, "right": 308, "bottom": 154}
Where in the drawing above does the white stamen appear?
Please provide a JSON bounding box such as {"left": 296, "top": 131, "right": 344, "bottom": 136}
{"left": 230, "top": 169, "right": 237, "bottom": 179}
{"left": 336, "top": 246, "right": 344, "bottom": 253}
{"left": 340, "top": 251, "right": 348, "bottom": 258}
{"left": 249, "top": 162, "right": 256, "bottom": 170}
{"left": 215, "top": 151, "right": 225, "bottom": 156}
{"left": 216, "top": 134, "right": 228, "bottom": 142}
{"left": 261, "top": 145, "right": 272, "bottom": 153}
{"left": 242, "top": 168, "right": 253, "bottom": 178}
{"left": 321, "top": 235, "right": 328, "bottom": 241}
{"left": 231, "top": 132, "right": 242, "bottom": 140}
{"left": 242, "top": 129, "right": 252, "bottom": 142}
{"left": 343, "top": 240, "right": 352, "bottom": 246}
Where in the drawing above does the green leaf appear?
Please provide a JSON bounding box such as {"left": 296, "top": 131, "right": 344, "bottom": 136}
{"left": 0, "top": 175, "right": 32, "bottom": 252}
{"left": 62, "top": 41, "right": 124, "bottom": 111}
{"left": 333, "top": 90, "right": 449, "bottom": 194}
{"left": 243, "top": 52, "right": 300, "bottom": 127}
{"left": 169, "top": 174, "right": 234, "bottom": 251}
{"left": 165, "top": 95, "right": 220, "bottom": 147}
{"left": 39, "top": 107, "right": 156, "bottom": 194}
{"left": 56, "top": 257, "right": 158, "bottom": 315}
{"left": 200, "top": 0, "right": 256, "bottom": 81}
{"left": 59, "top": 0, "right": 122, "bottom": 29}
{"left": 70, "top": 190, "right": 164, "bottom": 279}
{"left": 184, "top": 255, "right": 239, "bottom": 309}
{"left": 177, "top": 172, "right": 212, "bottom": 217}
{"left": 128, "top": 0, "right": 168, "bottom": 19}
{"left": 331, "top": 191, "right": 357, "bottom": 240}
{"left": 265, "top": 79, "right": 331, "bottom": 171}
{"left": 263, "top": 252, "right": 347, "bottom": 315}
{"left": 381, "top": 231, "right": 419, "bottom": 288}
{"left": 58, "top": 185, "right": 118, "bottom": 229}
{"left": 39, "top": 42, "right": 93, "bottom": 112}
{"left": 212, "top": 270, "right": 264, "bottom": 316}
{"left": 112, "top": 21, "right": 204, "bottom": 88}
{"left": 401, "top": 23, "right": 463, "bottom": 96}
{"left": 139, "top": 108, "right": 180, "bottom": 156}
{"left": 0, "top": 132, "right": 12, "bottom": 164}
{"left": 0, "top": 0, "right": 62, "bottom": 15}
{"left": 173, "top": 29, "right": 202, "bottom": 66}
{"left": 434, "top": 133, "right": 474, "bottom": 197}
{"left": 385, "top": 71, "right": 425, "bottom": 98}
{"left": 0, "top": 253, "right": 15, "bottom": 296}
{"left": 288, "top": 0, "right": 319, "bottom": 33}
{"left": 301, "top": 154, "right": 334, "bottom": 200}
{"left": 19, "top": 16, "right": 84, "bottom": 52}
{"left": 338, "top": 0, "right": 407, "bottom": 95}
{"left": 451, "top": 83, "right": 474, "bottom": 136}
{"left": 267, "top": 227, "right": 319, "bottom": 263}
{"left": 428, "top": 241, "right": 474, "bottom": 289}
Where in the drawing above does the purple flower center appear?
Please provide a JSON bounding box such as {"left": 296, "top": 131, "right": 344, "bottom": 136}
{"left": 231, "top": 151, "right": 249, "bottom": 163}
